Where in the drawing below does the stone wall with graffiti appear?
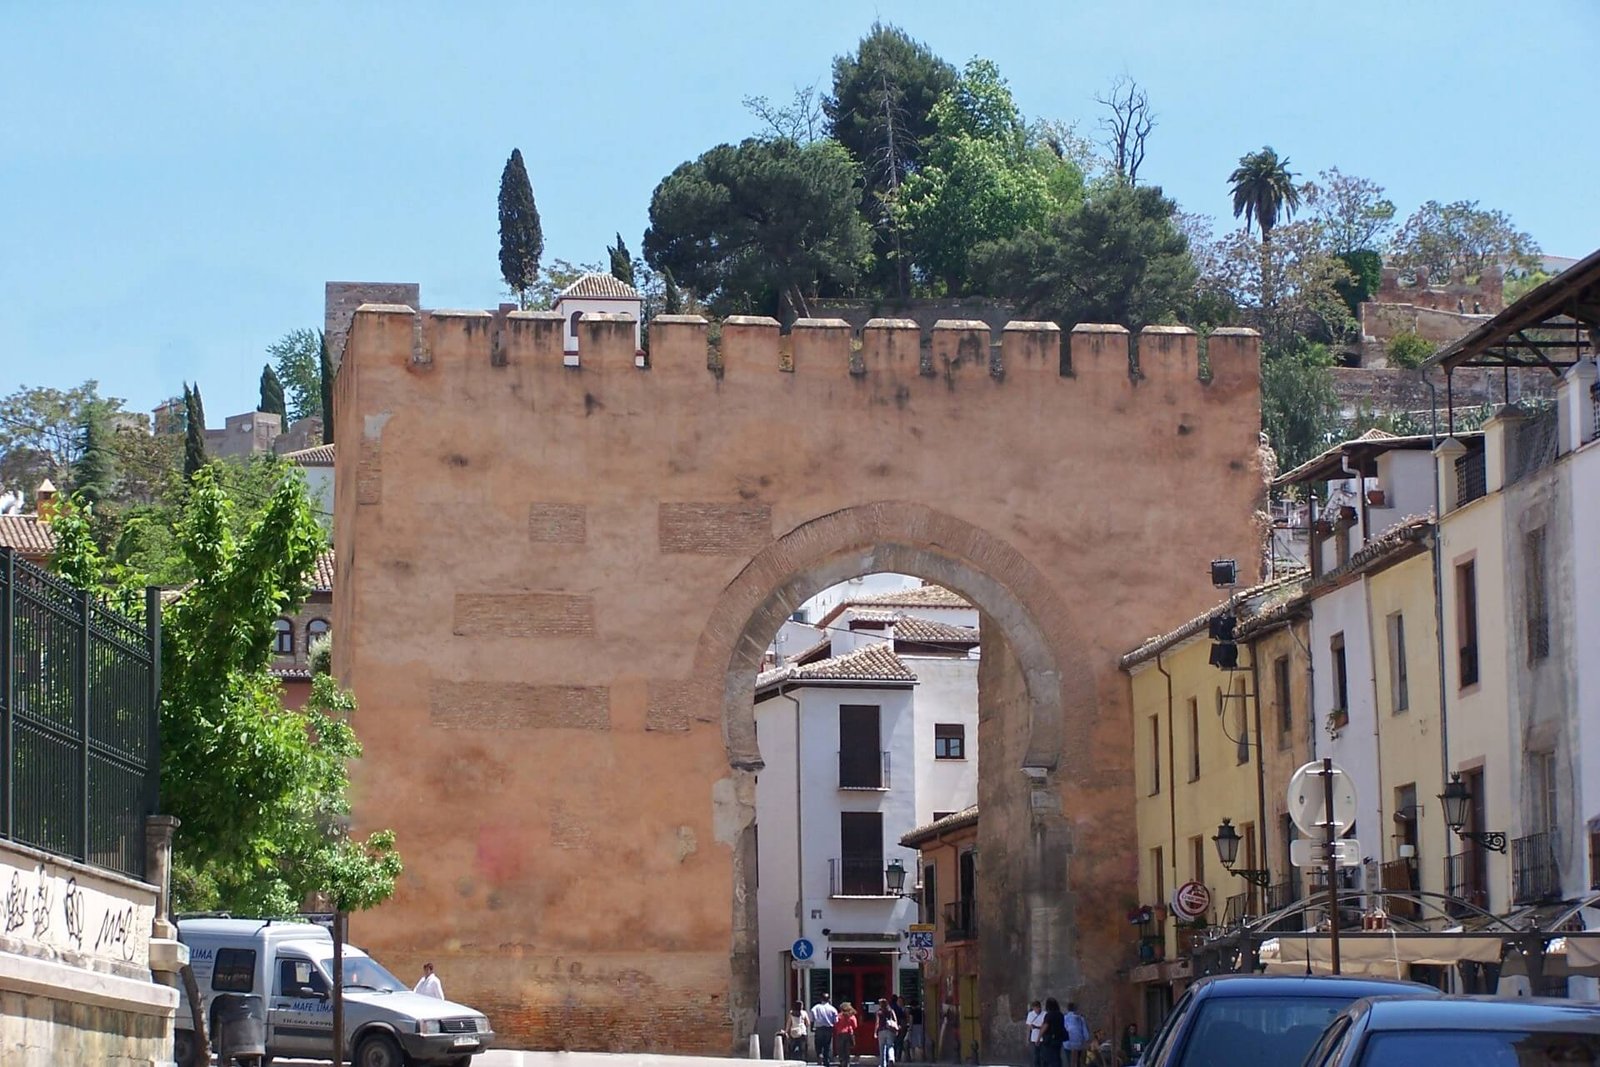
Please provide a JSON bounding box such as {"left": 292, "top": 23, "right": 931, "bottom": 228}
{"left": 0, "top": 838, "right": 157, "bottom": 978}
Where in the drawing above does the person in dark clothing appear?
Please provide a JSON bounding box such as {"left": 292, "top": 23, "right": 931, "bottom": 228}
{"left": 1039, "top": 999, "right": 1066, "bottom": 1067}
{"left": 889, "top": 994, "right": 909, "bottom": 1063}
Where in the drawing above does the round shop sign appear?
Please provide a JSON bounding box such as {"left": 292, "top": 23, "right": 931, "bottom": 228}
{"left": 912, "top": 946, "right": 933, "bottom": 963}
{"left": 1170, "top": 881, "right": 1212, "bottom": 921}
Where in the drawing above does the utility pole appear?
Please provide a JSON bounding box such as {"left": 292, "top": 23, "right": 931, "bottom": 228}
{"left": 1322, "top": 758, "right": 1341, "bottom": 975}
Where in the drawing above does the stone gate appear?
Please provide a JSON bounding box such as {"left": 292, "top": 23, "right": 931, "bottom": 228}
{"left": 331, "top": 308, "right": 1265, "bottom": 1056}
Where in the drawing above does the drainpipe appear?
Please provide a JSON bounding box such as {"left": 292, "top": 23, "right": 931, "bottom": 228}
{"left": 1247, "top": 645, "right": 1270, "bottom": 902}
{"left": 1156, "top": 653, "right": 1178, "bottom": 912}
{"left": 1362, "top": 572, "right": 1388, "bottom": 867}
{"left": 780, "top": 688, "right": 807, "bottom": 1001}
{"left": 1426, "top": 378, "right": 1452, "bottom": 797}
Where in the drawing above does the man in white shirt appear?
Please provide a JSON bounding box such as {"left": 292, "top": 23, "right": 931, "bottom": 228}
{"left": 414, "top": 962, "right": 444, "bottom": 999}
{"left": 1025, "top": 1000, "right": 1044, "bottom": 1067}
{"left": 811, "top": 993, "right": 839, "bottom": 1067}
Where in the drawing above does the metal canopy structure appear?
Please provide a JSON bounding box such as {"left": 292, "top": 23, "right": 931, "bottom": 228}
{"left": 1426, "top": 248, "right": 1600, "bottom": 374}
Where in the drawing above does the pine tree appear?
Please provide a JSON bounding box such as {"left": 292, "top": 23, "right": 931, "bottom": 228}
{"left": 498, "top": 148, "right": 543, "bottom": 308}
{"left": 72, "top": 406, "right": 115, "bottom": 508}
{"left": 319, "top": 332, "right": 335, "bottom": 445}
{"left": 183, "top": 384, "right": 207, "bottom": 479}
{"left": 259, "top": 365, "right": 286, "bottom": 419}
{"left": 608, "top": 233, "right": 635, "bottom": 286}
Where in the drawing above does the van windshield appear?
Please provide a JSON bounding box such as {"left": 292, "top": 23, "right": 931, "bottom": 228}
{"left": 327, "top": 954, "right": 409, "bottom": 993}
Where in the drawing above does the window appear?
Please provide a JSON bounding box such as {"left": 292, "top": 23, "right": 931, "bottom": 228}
{"left": 273, "top": 618, "right": 294, "bottom": 655}
{"left": 1457, "top": 562, "right": 1480, "bottom": 687}
{"left": 1387, "top": 613, "right": 1409, "bottom": 713}
{"left": 839, "top": 811, "right": 884, "bottom": 895}
{"left": 838, "top": 705, "right": 883, "bottom": 788}
{"left": 922, "top": 862, "right": 938, "bottom": 926}
{"left": 1152, "top": 847, "right": 1166, "bottom": 935}
{"left": 1525, "top": 527, "right": 1550, "bottom": 662}
{"left": 1190, "top": 835, "right": 1205, "bottom": 886}
{"left": 1529, "top": 751, "right": 1557, "bottom": 836}
{"left": 1233, "top": 681, "right": 1249, "bottom": 765}
{"left": 307, "top": 618, "right": 330, "bottom": 645}
{"left": 213, "top": 948, "right": 257, "bottom": 992}
{"left": 932, "top": 811, "right": 956, "bottom": 822}
{"left": 277, "top": 957, "right": 328, "bottom": 999}
{"left": 1148, "top": 714, "right": 1162, "bottom": 795}
{"left": 934, "top": 723, "right": 966, "bottom": 760}
{"left": 1330, "top": 633, "right": 1349, "bottom": 715}
{"left": 1273, "top": 655, "right": 1292, "bottom": 737}
{"left": 568, "top": 310, "right": 583, "bottom": 335}
{"left": 1187, "top": 698, "right": 1200, "bottom": 782}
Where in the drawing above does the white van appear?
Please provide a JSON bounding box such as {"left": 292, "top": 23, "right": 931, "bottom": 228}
{"left": 176, "top": 917, "right": 494, "bottom": 1067}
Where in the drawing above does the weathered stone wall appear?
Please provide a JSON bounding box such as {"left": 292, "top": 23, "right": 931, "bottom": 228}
{"left": 324, "top": 281, "right": 421, "bottom": 370}
{"left": 811, "top": 298, "right": 1017, "bottom": 340}
{"left": 1333, "top": 367, "right": 1556, "bottom": 417}
{"left": 334, "top": 308, "right": 1266, "bottom": 1056}
{"left": 0, "top": 991, "right": 169, "bottom": 1066}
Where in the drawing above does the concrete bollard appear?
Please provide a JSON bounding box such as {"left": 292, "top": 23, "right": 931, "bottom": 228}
{"left": 750, "top": 1033, "right": 763, "bottom": 1059}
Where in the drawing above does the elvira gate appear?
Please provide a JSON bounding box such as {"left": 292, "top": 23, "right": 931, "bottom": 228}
{"left": 331, "top": 308, "right": 1266, "bottom": 1055}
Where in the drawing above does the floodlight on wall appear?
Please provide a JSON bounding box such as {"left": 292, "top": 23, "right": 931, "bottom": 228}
{"left": 1208, "top": 612, "right": 1239, "bottom": 671}
{"left": 1211, "top": 559, "right": 1239, "bottom": 588}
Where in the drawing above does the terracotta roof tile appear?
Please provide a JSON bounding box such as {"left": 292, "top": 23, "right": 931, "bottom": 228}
{"left": 0, "top": 515, "right": 56, "bottom": 558}
{"left": 855, "top": 585, "right": 970, "bottom": 609}
{"left": 1119, "top": 570, "right": 1308, "bottom": 670}
{"left": 901, "top": 805, "right": 980, "bottom": 847}
{"left": 557, "top": 273, "right": 642, "bottom": 300}
{"left": 313, "top": 549, "right": 334, "bottom": 593}
{"left": 283, "top": 443, "right": 335, "bottom": 467}
{"left": 757, "top": 642, "right": 917, "bottom": 690}
{"left": 894, "top": 617, "right": 980, "bottom": 645}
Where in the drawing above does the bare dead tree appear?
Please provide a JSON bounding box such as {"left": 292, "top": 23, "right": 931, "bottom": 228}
{"left": 1095, "top": 75, "right": 1156, "bottom": 185}
{"left": 744, "top": 84, "right": 825, "bottom": 143}
{"left": 865, "top": 70, "right": 917, "bottom": 298}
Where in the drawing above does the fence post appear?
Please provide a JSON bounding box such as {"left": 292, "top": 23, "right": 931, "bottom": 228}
{"left": 145, "top": 586, "right": 162, "bottom": 835}
{"left": 1, "top": 548, "right": 12, "bottom": 841}
{"left": 78, "top": 586, "right": 91, "bottom": 863}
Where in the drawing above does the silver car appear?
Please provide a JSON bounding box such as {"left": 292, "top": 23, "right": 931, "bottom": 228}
{"left": 1303, "top": 995, "right": 1600, "bottom": 1066}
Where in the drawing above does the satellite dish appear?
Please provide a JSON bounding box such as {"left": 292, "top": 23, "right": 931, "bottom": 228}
{"left": 1287, "top": 761, "right": 1357, "bottom": 838}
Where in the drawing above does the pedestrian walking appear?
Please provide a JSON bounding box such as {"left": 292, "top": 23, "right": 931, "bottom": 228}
{"left": 413, "top": 962, "right": 444, "bottom": 999}
{"left": 784, "top": 1000, "right": 812, "bottom": 1061}
{"left": 812, "top": 993, "right": 839, "bottom": 1067}
{"left": 1119, "top": 1023, "right": 1144, "bottom": 1066}
{"left": 889, "top": 994, "right": 909, "bottom": 1064}
{"left": 875, "top": 998, "right": 900, "bottom": 1067}
{"left": 906, "top": 1000, "right": 926, "bottom": 1062}
{"left": 1025, "top": 1000, "right": 1044, "bottom": 1067}
{"left": 1039, "top": 999, "right": 1065, "bottom": 1067}
{"left": 836, "top": 1003, "right": 859, "bottom": 1067}
{"left": 1063, "top": 1003, "right": 1090, "bottom": 1067}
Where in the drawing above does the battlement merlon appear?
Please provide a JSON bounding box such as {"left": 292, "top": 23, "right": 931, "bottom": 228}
{"left": 342, "top": 303, "right": 1258, "bottom": 389}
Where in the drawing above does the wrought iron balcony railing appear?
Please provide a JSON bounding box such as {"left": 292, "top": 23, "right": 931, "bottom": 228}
{"left": 829, "top": 857, "right": 889, "bottom": 897}
{"left": 1512, "top": 830, "right": 1561, "bottom": 905}
{"left": 838, "top": 750, "right": 890, "bottom": 790}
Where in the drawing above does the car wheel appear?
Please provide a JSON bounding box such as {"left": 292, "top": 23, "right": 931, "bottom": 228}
{"left": 172, "top": 1029, "right": 196, "bottom": 1067}
{"left": 355, "top": 1031, "right": 407, "bottom": 1067}
{"left": 449, "top": 1059, "right": 473, "bottom": 1067}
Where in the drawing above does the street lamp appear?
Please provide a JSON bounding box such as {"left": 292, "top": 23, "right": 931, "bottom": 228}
{"left": 1212, "top": 818, "right": 1271, "bottom": 888}
{"left": 885, "top": 859, "right": 909, "bottom": 896}
{"left": 1437, "top": 773, "right": 1507, "bottom": 853}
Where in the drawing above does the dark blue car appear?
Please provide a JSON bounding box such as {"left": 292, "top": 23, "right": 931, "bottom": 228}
{"left": 1136, "top": 975, "right": 1441, "bottom": 1067}
{"left": 1303, "top": 995, "right": 1600, "bottom": 1066}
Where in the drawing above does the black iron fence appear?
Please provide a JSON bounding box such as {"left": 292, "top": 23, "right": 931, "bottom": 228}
{"left": 1445, "top": 850, "right": 1488, "bottom": 918}
{"left": 1512, "top": 830, "right": 1561, "bottom": 905}
{"left": 829, "top": 857, "right": 887, "bottom": 896}
{"left": 1, "top": 548, "right": 160, "bottom": 879}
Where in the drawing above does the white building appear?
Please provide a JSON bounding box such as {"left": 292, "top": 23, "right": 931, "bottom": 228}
{"left": 550, "top": 273, "right": 642, "bottom": 357}
{"left": 283, "top": 442, "right": 334, "bottom": 526}
{"left": 752, "top": 583, "right": 979, "bottom": 1033}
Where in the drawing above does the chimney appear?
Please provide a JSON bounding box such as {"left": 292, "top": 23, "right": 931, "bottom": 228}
{"left": 35, "top": 478, "right": 58, "bottom": 521}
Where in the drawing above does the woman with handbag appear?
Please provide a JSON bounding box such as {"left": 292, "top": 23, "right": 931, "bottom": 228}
{"left": 785, "top": 1000, "right": 812, "bottom": 1061}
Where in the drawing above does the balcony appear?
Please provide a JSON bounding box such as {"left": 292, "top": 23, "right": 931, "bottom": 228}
{"left": 1513, "top": 830, "right": 1561, "bottom": 905}
{"left": 1223, "top": 891, "right": 1250, "bottom": 927}
{"left": 1380, "top": 858, "right": 1421, "bottom": 920}
{"left": 943, "top": 899, "right": 975, "bottom": 942}
{"left": 838, "top": 750, "right": 890, "bottom": 790}
{"left": 829, "top": 857, "right": 890, "bottom": 897}
{"left": 1445, "top": 850, "right": 1488, "bottom": 917}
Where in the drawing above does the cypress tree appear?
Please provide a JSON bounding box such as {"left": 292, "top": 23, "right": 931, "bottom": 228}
{"left": 498, "top": 148, "right": 543, "bottom": 308}
{"left": 608, "top": 232, "right": 635, "bottom": 286}
{"left": 664, "top": 269, "right": 683, "bottom": 315}
{"left": 259, "top": 365, "right": 286, "bottom": 419}
{"left": 72, "top": 407, "right": 114, "bottom": 508}
{"left": 183, "top": 384, "right": 207, "bottom": 479}
{"left": 319, "top": 331, "right": 335, "bottom": 445}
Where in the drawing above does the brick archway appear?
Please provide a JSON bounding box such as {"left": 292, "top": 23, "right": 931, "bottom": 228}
{"left": 690, "top": 501, "right": 1092, "bottom": 1041}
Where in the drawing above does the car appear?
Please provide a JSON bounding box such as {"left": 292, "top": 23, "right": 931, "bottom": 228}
{"left": 1303, "top": 995, "right": 1600, "bottom": 1066}
{"left": 1135, "top": 974, "right": 1441, "bottom": 1067}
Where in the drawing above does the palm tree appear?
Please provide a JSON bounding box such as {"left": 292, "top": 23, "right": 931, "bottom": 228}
{"left": 1229, "top": 147, "right": 1300, "bottom": 240}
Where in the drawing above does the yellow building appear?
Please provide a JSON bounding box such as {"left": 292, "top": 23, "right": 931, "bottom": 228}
{"left": 1121, "top": 573, "right": 1307, "bottom": 1028}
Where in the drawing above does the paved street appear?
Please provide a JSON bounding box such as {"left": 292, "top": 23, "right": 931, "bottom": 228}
{"left": 274, "top": 1053, "right": 804, "bottom": 1067}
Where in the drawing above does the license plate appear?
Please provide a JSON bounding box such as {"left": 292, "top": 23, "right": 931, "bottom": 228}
{"left": 452, "top": 1036, "right": 480, "bottom": 1047}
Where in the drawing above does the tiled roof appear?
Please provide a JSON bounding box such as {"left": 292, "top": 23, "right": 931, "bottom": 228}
{"left": 284, "top": 443, "right": 335, "bottom": 467}
{"left": 1119, "top": 570, "right": 1309, "bottom": 670}
{"left": 270, "top": 664, "right": 314, "bottom": 680}
{"left": 894, "top": 617, "right": 980, "bottom": 645}
{"left": 557, "top": 273, "right": 641, "bottom": 301}
{"left": 757, "top": 642, "right": 917, "bottom": 691}
{"left": 856, "top": 585, "right": 970, "bottom": 609}
{"left": 0, "top": 514, "right": 56, "bottom": 558}
{"left": 312, "top": 549, "right": 335, "bottom": 593}
{"left": 901, "top": 805, "right": 980, "bottom": 847}
{"left": 844, "top": 609, "right": 899, "bottom": 624}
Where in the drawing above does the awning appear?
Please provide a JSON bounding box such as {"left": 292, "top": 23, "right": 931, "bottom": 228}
{"left": 1260, "top": 934, "right": 1509, "bottom": 977}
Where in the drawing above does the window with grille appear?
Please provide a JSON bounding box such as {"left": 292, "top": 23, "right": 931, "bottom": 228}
{"left": 1273, "top": 656, "right": 1292, "bottom": 737}
{"left": 1331, "top": 633, "right": 1349, "bottom": 715}
{"left": 1387, "top": 613, "right": 1409, "bottom": 712}
{"left": 1149, "top": 714, "right": 1162, "bottom": 795}
{"left": 1457, "top": 562, "right": 1480, "bottom": 687}
{"left": 1525, "top": 527, "right": 1550, "bottom": 663}
{"left": 1187, "top": 698, "right": 1200, "bottom": 781}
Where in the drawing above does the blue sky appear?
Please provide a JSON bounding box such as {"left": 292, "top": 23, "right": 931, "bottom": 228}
{"left": 4, "top": 1, "right": 1596, "bottom": 421}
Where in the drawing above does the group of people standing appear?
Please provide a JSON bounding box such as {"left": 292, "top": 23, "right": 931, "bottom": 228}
{"left": 1025, "top": 1000, "right": 1142, "bottom": 1067}
{"left": 787, "top": 993, "right": 922, "bottom": 1066}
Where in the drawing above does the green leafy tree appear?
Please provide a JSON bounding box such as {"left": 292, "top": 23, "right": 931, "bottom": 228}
{"left": 608, "top": 232, "right": 635, "bottom": 286}
{"left": 182, "top": 384, "right": 207, "bottom": 480}
{"left": 663, "top": 269, "right": 684, "bottom": 315}
{"left": 1261, "top": 341, "right": 1342, "bottom": 471}
{"left": 1386, "top": 330, "right": 1435, "bottom": 369}
{"left": 1229, "top": 146, "right": 1301, "bottom": 240}
{"left": 526, "top": 258, "right": 604, "bottom": 310}
{"left": 1391, "top": 199, "right": 1539, "bottom": 281}
{"left": 1199, "top": 221, "right": 1356, "bottom": 352}
{"left": 1335, "top": 249, "right": 1383, "bottom": 317}
{"left": 972, "top": 182, "right": 1197, "bottom": 332}
{"left": 1303, "top": 168, "right": 1395, "bottom": 257}
{"left": 498, "top": 148, "right": 544, "bottom": 308}
{"left": 899, "top": 59, "right": 1083, "bottom": 293}
{"left": 267, "top": 329, "right": 323, "bottom": 421}
{"left": 643, "top": 137, "right": 872, "bottom": 320}
{"left": 318, "top": 333, "right": 335, "bottom": 445}
{"left": 259, "top": 365, "right": 286, "bottom": 419}
{"left": 0, "top": 382, "right": 123, "bottom": 496}
{"left": 51, "top": 467, "right": 401, "bottom": 915}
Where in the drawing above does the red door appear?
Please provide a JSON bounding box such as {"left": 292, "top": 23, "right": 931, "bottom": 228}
{"left": 832, "top": 953, "right": 893, "bottom": 1055}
